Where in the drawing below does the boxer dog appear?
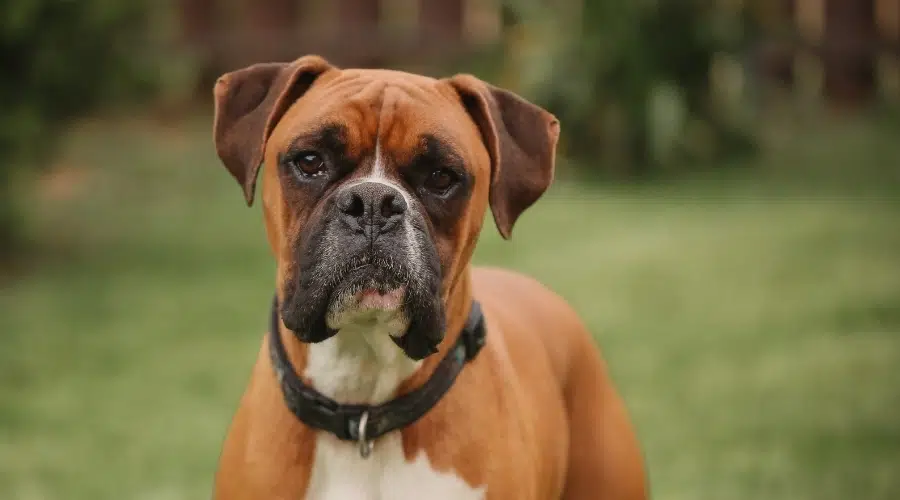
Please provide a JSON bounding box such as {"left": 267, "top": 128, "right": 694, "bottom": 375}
{"left": 211, "top": 55, "right": 647, "bottom": 499}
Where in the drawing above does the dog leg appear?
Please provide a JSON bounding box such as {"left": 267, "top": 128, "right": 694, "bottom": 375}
{"left": 561, "top": 336, "right": 648, "bottom": 500}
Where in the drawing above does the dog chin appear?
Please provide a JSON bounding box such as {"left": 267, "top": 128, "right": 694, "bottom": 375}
{"left": 325, "top": 286, "right": 409, "bottom": 333}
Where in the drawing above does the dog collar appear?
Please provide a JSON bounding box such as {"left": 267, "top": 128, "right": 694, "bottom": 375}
{"left": 268, "top": 296, "right": 486, "bottom": 458}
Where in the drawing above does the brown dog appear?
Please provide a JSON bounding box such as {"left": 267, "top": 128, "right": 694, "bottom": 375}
{"left": 211, "top": 55, "right": 647, "bottom": 499}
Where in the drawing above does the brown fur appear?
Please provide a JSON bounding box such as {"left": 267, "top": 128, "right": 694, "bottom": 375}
{"left": 211, "top": 56, "right": 647, "bottom": 499}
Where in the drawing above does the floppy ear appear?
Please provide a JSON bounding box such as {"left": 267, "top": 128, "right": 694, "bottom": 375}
{"left": 446, "top": 75, "right": 560, "bottom": 239}
{"left": 213, "top": 55, "right": 333, "bottom": 205}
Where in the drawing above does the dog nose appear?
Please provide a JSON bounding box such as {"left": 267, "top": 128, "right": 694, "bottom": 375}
{"left": 337, "top": 182, "right": 407, "bottom": 236}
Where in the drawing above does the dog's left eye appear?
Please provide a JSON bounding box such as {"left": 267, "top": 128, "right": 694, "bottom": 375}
{"left": 288, "top": 152, "right": 327, "bottom": 178}
{"left": 423, "top": 168, "right": 459, "bottom": 194}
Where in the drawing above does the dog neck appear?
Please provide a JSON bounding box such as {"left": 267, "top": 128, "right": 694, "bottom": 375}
{"left": 278, "top": 272, "right": 474, "bottom": 405}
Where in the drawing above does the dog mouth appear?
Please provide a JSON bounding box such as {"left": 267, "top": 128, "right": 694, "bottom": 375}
{"left": 325, "top": 283, "right": 408, "bottom": 329}
{"left": 356, "top": 287, "right": 406, "bottom": 311}
{"left": 283, "top": 248, "right": 445, "bottom": 360}
{"left": 323, "top": 284, "right": 416, "bottom": 351}
{"left": 325, "top": 258, "right": 408, "bottom": 309}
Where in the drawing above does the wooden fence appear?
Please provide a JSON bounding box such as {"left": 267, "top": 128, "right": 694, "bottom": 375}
{"left": 173, "top": 0, "right": 900, "bottom": 108}
{"left": 753, "top": 0, "right": 900, "bottom": 106}
{"left": 176, "top": 0, "right": 501, "bottom": 75}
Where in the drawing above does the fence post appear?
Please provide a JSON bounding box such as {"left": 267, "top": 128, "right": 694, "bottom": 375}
{"left": 419, "top": 0, "right": 464, "bottom": 46}
{"left": 823, "top": 0, "right": 876, "bottom": 105}
{"left": 337, "top": 0, "right": 382, "bottom": 65}
{"left": 795, "top": 0, "right": 826, "bottom": 106}
{"left": 876, "top": 0, "right": 900, "bottom": 103}
{"left": 241, "top": 0, "right": 302, "bottom": 63}
{"left": 178, "top": 0, "right": 218, "bottom": 47}
{"left": 175, "top": 0, "right": 220, "bottom": 105}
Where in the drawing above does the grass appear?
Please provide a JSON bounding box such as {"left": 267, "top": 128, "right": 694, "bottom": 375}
{"left": 2, "top": 116, "right": 900, "bottom": 499}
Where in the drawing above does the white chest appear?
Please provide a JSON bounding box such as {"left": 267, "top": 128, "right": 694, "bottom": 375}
{"left": 301, "top": 294, "right": 484, "bottom": 499}
{"left": 304, "top": 433, "right": 485, "bottom": 500}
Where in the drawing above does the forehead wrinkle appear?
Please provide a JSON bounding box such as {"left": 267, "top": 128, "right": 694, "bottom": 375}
{"left": 323, "top": 78, "right": 388, "bottom": 162}
{"left": 379, "top": 107, "right": 469, "bottom": 170}
{"left": 341, "top": 68, "right": 437, "bottom": 87}
{"left": 349, "top": 80, "right": 387, "bottom": 106}
{"left": 307, "top": 75, "right": 385, "bottom": 114}
{"left": 364, "top": 83, "right": 415, "bottom": 178}
{"left": 315, "top": 71, "right": 371, "bottom": 96}
{"left": 281, "top": 71, "right": 474, "bottom": 174}
{"left": 389, "top": 78, "right": 449, "bottom": 106}
{"left": 377, "top": 86, "right": 405, "bottom": 149}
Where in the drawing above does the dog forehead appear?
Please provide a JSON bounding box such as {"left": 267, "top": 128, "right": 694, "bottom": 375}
{"left": 268, "top": 68, "right": 484, "bottom": 165}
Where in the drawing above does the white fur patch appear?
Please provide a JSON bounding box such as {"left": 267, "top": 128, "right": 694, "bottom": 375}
{"left": 305, "top": 433, "right": 486, "bottom": 500}
{"left": 372, "top": 139, "right": 387, "bottom": 178}
{"left": 303, "top": 300, "right": 485, "bottom": 499}
{"left": 344, "top": 137, "right": 410, "bottom": 205}
{"left": 307, "top": 307, "right": 418, "bottom": 404}
{"left": 343, "top": 175, "right": 411, "bottom": 207}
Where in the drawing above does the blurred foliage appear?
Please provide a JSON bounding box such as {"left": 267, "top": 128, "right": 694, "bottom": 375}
{"left": 502, "top": 0, "right": 758, "bottom": 176}
{"left": 0, "top": 0, "right": 153, "bottom": 261}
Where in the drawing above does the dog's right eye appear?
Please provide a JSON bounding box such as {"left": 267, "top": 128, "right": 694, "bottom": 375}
{"left": 288, "top": 152, "right": 327, "bottom": 178}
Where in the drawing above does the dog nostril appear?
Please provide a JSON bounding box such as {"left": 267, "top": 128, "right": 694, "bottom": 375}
{"left": 380, "top": 194, "right": 406, "bottom": 219}
{"left": 341, "top": 192, "right": 365, "bottom": 218}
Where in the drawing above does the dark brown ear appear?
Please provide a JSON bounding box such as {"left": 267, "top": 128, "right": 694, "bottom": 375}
{"left": 446, "top": 74, "right": 560, "bottom": 239}
{"left": 213, "top": 55, "right": 333, "bottom": 205}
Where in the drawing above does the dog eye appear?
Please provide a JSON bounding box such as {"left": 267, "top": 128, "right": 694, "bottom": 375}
{"left": 423, "top": 168, "right": 459, "bottom": 194}
{"left": 288, "top": 152, "right": 326, "bottom": 178}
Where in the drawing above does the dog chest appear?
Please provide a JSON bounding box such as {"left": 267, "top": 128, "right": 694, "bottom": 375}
{"left": 304, "top": 433, "right": 485, "bottom": 500}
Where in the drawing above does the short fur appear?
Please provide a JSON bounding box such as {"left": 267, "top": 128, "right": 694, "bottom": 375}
{"left": 211, "top": 56, "right": 648, "bottom": 499}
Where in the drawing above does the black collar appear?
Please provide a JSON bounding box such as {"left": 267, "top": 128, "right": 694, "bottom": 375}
{"left": 268, "top": 296, "right": 486, "bottom": 457}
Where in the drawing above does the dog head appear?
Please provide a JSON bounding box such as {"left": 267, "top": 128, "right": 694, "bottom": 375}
{"left": 212, "top": 56, "right": 559, "bottom": 360}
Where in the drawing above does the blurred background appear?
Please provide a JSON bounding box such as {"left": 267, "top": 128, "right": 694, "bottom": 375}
{"left": 1, "top": 0, "right": 899, "bottom": 498}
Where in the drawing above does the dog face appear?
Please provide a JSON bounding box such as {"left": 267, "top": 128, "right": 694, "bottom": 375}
{"left": 213, "top": 56, "right": 559, "bottom": 360}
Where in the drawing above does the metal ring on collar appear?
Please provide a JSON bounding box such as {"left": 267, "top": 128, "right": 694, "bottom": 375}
{"left": 358, "top": 411, "right": 373, "bottom": 459}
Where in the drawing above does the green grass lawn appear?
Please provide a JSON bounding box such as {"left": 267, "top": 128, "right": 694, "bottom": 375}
{"left": 2, "top": 117, "right": 899, "bottom": 499}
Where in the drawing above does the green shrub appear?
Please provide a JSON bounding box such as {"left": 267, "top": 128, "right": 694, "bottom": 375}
{"left": 0, "top": 0, "right": 152, "bottom": 260}
{"left": 501, "top": 0, "right": 757, "bottom": 177}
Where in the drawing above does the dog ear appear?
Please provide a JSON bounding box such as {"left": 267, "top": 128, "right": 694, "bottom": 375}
{"left": 213, "top": 55, "right": 333, "bottom": 205}
{"left": 446, "top": 75, "right": 560, "bottom": 239}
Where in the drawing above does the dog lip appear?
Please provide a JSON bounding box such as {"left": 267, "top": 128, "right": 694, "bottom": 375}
{"left": 355, "top": 286, "right": 406, "bottom": 310}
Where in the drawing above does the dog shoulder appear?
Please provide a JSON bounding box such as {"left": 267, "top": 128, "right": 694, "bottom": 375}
{"left": 471, "top": 266, "right": 587, "bottom": 332}
{"left": 470, "top": 266, "right": 603, "bottom": 386}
